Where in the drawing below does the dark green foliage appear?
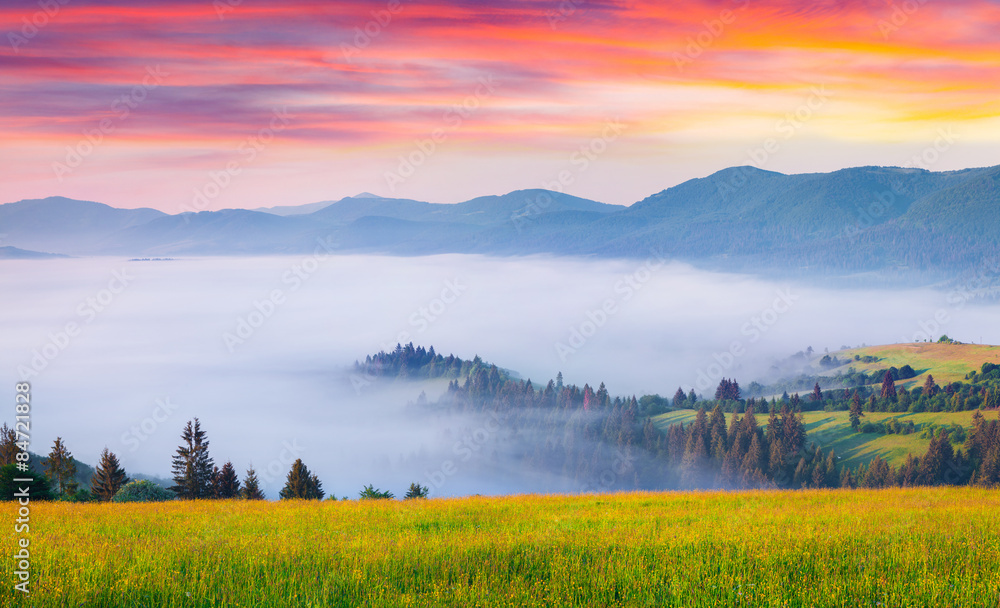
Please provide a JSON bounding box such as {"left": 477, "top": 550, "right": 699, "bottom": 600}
{"left": 90, "top": 447, "right": 129, "bottom": 502}
{"left": 212, "top": 461, "right": 241, "bottom": 499}
{"left": 112, "top": 480, "right": 175, "bottom": 503}
{"left": 404, "top": 483, "right": 429, "bottom": 499}
{"left": 242, "top": 466, "right": 265, "bottom": 500}
{"left": 0, "top": 464, "right": 54, "bottom": 501}
{"left": 170, "top": 418, "right": 215, "bottom": 500}
{"left": 279, "top": 459, "right": 324, "bottom": 500}
{"left": 359, "top": 484, "right": 395, "bottom": 500}
{"left": 0, "top": 423, "right": 17, "bottom": 466}
{"left": 45, "top": 437, "right": 77, "bottom": 497}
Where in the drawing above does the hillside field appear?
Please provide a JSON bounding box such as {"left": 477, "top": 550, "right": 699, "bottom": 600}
{"left": 4, "top": 489, "right": 998, "bottom": 607}
{"left": 653, "top": 409, "right": 988, "bottom": 468}
{"left": 833, "top": 342, "right": 1000, "bottom": 387}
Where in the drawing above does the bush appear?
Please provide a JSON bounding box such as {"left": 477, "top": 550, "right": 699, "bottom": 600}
{"left": 0, "top": 465, "right": 54, "bottom": 501}
{"left": 358, "top": 484, "right": 394, "bottom": 500}
{"left": 112, "top": 480, "right": 175, "bottom": 503}
{"left": 404, "top": 483, "right": 430, "bottom": 499}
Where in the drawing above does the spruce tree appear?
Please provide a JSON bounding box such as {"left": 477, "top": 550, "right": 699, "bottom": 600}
{"left": 170, "top": 418, "right": 215, "bottom": 499}
{"left": 0, "top": 423, "right": 17, "bottom": 466}
{"left": 881, "top": 371, "right": 897, "bottom": 399}
{"left": 45, "top": 437, "right": 77, "bottom": 497}
{"left": 404, "top": 482, "right": 430, "bottom": 499}
{"left": 91, "top": 447, "right": 129, "bottom": 501}
{"left": 673, "top": 387, "right": 686, "bottom": 408}
{"left": 849, "top": 391, "right": 864, "bottom": 429}
{"left": 279, "top": 459, "right": 324, "bottom": 500}
{"left": 213, "top": 461, "right": 241, "bottom": 498}
{"left": 242, "top": 466, "right": 266, "bottom": 500}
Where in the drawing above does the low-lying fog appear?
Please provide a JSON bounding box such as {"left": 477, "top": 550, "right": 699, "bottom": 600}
{"left": 2, "top": 254, "right": 998, "bottom": 497}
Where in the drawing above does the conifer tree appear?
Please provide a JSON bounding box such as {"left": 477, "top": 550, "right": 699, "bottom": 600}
{"left": 279, "top": 459, "right": 324, "bottom": 500}
{"left": 881, "top": 371, "right": 897, "bottom": 399}
{"left": 923, "top": 374, "right": 938, "bottom": 397}
{"left": 170, "top": 418, "right": 215, "bottom": 499}
{"left": 0, "top": 423, "right": 17, "bottom": 466}
{"left": 45, "top": 437, "right": 77, "bottom": 496}
{"left": 91, "top": 447, "right": 129, "bottom": 502}
{"left": 811, "top": 383, "right": 823, "bottom": 402}
{"left": 213, "top": 461, "right": 241, "bottom": 498}
{"left": 673, "top": 387, "right": 686, "bottom": 408}
{"left": 849, "top": 391, "right": 864, "bottom": 429}
{"left": 242, "top": 466, "right": 265, "bottom": 500}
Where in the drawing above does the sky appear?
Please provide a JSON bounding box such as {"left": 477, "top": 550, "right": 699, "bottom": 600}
{"left": 2, "top": 0, "right": 999, "bottom": 211}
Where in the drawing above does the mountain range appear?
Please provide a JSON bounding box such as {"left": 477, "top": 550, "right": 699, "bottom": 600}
{"left": 3, "top": 165, "right": 998, "bottom": 281}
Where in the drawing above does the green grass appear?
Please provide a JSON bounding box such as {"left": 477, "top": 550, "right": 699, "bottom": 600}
{"left": 653, "top": 410, "right": 985, "bottom": 468}
{"left": 834, "top": 342, "right": 1000, "bottom": 387}
{"left": 6, "top": 489, "right": 1000, "bottom": 607}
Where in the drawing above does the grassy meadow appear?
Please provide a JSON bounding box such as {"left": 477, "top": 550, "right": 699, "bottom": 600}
{"left": 835, "top": 343, "right": 1000, "bottom": 387}
{"left": 4, "top": 488, "right": 999, "bottom": 607}
{"left": 653, "top": 409, "right": 982, "bottom": 468}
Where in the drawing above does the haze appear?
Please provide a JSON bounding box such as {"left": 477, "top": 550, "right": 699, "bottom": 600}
{"left": 2, "top": 254, "right": 998, "bottom": 497}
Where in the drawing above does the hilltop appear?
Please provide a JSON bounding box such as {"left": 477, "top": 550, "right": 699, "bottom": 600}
{"left": 2, "top": 165, "right": 999, "bottom": 282}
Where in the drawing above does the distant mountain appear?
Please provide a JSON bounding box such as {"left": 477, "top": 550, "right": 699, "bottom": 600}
{"left": 0, "top": 197, "right": 165, "bottom": 254}
{"left": 253, "top": 200, "right": 337, "bottom": 216}
{"left": 0, "top": 246, "right": 69, "bottom": 259}
{"left": 1, "top": 166, "right": 997, "bottom": 281}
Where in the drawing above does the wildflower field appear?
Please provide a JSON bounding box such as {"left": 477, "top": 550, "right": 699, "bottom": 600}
{"left": 5, "top": 487, "right": 999, "bottom": 607}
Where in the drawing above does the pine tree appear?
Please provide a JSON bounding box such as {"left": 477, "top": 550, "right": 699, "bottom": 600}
{"left": 90, "top": 447, "right": 129, "bottom": 501}
{"left": 673, "top": 387, "right": 686, "bottom": 408}
{"left": 881, "top": 371, "right": 897, "bottom": 399}
{"left": 923, "top": 374, "right": 938, "bottom": 397}
{"left": 213, "top": 461, "right": 241, "bottom": 498}
{"left": 242, "top": 466, "right": 265, "bottom": 500}
{"left": 279, "top": 459, "right": 324, "bottom": 500}
{"left": 45, "top": 437, "right": 77, "bottom": 496}
{"left": 849, "top": 391, "right": 864, "bottom": 429}
{"left": 0, "top": 423, "right": 17, "bottom": 466}
{"left": 811, "top": 454, "right": 827, "bottom": 488}
{"left": 170, "top": 418, "right": 215, "bottom": 499}
{"left": 404, "top": 483, "right": 430, "bottom": 499}
{"left": 811, "top": 383, "right": 823, "bottom": 402}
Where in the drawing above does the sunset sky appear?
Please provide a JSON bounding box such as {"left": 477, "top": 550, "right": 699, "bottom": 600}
{"left": 2, "top": 0, "right": 999, "bottom": 211}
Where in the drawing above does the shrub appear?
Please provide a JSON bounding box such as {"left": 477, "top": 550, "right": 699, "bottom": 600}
{"left": 404, "top": 483, "right": 430, "bottom": 499}
{"left": 112, "top": 480, "right": 175, "bottom": 503}
{"left": 358, "top": 484, "right": 394, "bottom": 500}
